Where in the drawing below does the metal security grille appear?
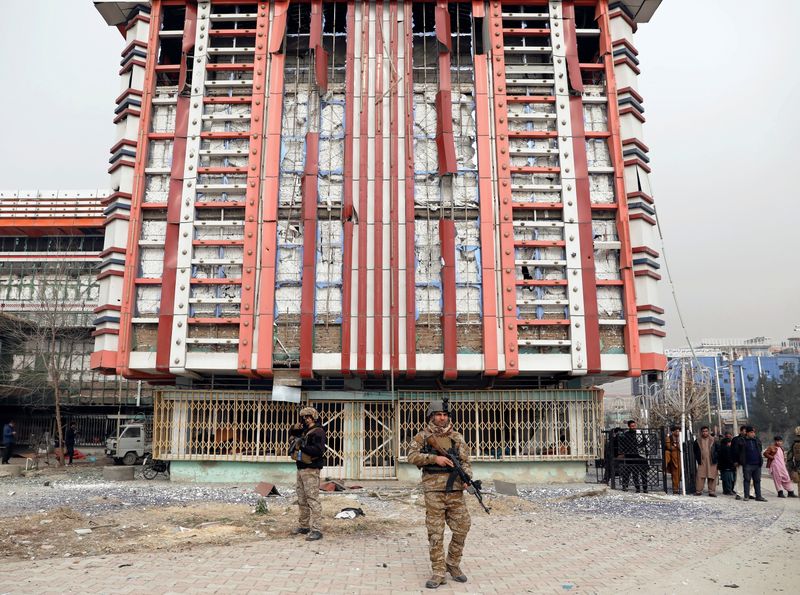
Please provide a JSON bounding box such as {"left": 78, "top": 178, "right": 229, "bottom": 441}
{"left": 398, "top": 390, "right": 603, "bottom": 461}
{"left": 311, "top": 400, "right": 397, "bottom": 480}
{"left": 153, "top": 389, "right": 602, "bottom": 475}
{"left": 153, "top": 391, "right": 297, "bottom": 461}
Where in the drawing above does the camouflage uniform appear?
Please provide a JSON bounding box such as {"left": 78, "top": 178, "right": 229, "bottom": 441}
{"left": 289, "top": 409, "right": 326, "bottom": 537}
{"left": 407, "top": 423, "right": 472, "bottom": 583}
{"left": 296, "top": 467, "right": 322, "bottom": 531}
{"left": 788, "top": 428, "right": 800, "bottom": 494}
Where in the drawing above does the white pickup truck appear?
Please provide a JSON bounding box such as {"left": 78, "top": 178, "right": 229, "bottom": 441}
{"left": 105, "top": 422, "right": 152, "bottom": 465}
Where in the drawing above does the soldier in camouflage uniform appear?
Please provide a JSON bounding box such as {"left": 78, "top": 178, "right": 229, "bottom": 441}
{"left": 787, "top": 426, "right": 800, "bottom": 496}
{"left": 407, "top": 401, "right": 472, "bottom": 589}
{"left": 288, "top": 406, "right": 326, "bottom": 541}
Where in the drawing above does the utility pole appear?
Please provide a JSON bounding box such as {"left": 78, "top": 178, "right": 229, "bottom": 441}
{"left": 727, "top": 347, "right": 738, "bottom": 432}
{"left": 679, "top": 359, "right": 687, "bottom": 496}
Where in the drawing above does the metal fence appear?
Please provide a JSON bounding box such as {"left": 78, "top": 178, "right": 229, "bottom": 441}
{"left": 597, "top": 427, "right": 667, "bottom": 492}
{"left": 397, "top": 390, "right": 603, "bottom": 462}
{"left": 11, "top": 414, "right": 130, "bottom": 447}
{"left": 153, "top": 389, "right": 603, "bottom": 479}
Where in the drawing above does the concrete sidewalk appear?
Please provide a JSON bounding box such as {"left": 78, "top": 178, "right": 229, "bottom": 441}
{"left": 0, "top": 482, "right": 796, "bottom": 595}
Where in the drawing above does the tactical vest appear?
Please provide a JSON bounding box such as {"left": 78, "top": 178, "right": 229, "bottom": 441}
{"left": 289, "top": 426, "right": 323, "bottom": 465}
{"left": 421, "top": 433, "right": 462, "bottom": 491}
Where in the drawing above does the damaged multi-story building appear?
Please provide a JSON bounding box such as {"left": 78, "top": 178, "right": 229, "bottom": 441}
{"left": 0, "top": 190, "right": 152, "bottom": 448}
{"left": 88, "top": 0, "right": 665, "bottom": 482}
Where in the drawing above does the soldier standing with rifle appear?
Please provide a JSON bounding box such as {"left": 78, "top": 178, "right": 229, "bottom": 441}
{"left": 407, "top": 400, "right": 487, "bottom": 589}
{"left": 288, "top": 406, "right": 326, "bottom": 541}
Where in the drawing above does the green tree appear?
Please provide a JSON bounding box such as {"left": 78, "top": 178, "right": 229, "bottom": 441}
{"left": 750, "top": 364, "right": 800, "bottom": 439}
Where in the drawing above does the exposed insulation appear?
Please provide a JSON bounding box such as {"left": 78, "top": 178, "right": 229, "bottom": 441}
{"left": 586, "top": 139, "right": 611, "bottom": 167}
{"left": 597, "top": 286, "right": 624, "bottom": 318}
{"left": 151, "top": 105, "right": 176, "bottom": 133}
{"left": 138, "top": 247, "right": 164, "bottom": 278}
{"left": 583, "top": 104, "right": 608, "bottom": 132}
{"left": 450, "top": 173, "right": 478, "bottom": 207}
{"left": 413, "top": 91, "right": 438, "bottom": 137}
{"left": 591, "top": 218, "right": 618, "bottom": 242}
{"left": 414, "top": 138, "right": 439, "bottom": 173}
{"left": 140, "top": 219, "right": 167, "bottom": 243}
{"left": 589, "top": 174, "right": 615, "bottom": 204}
{"left": 135, "top": 287, "right": 161, "bottom": 316}
{"left": 147, "top": 140, "right": 173, "bottom": 168}
{"left": 415, "top": 220, "right": 442, "bottom": 279}
{"left": 144, "top": 175, "right": 169, "bottom": 204}
{"left": 594, "top": 249, "right": 621, "bottom": 280}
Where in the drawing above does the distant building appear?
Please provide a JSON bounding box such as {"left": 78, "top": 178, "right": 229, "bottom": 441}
{"left": 0, "top": 190, "right": 151, "bottom": 446}
{"left": 663, "top": 336, "right": 800, "bottom": 423}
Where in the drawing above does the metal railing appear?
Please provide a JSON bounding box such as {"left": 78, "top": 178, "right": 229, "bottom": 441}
{"left": 153, "top": 389, "right": 604, "bottom": 478}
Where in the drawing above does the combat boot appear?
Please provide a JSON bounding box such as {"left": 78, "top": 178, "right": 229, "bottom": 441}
{"left": 305, "top": 530, "right": 323, "bottom": 541}
{"left": 425, "top": 576, "right": 446, "bottom": 589}
{"left": 291, "top": 527, "right": 310, "bottom": 535}
{"left": 447, "top": 565, "right": 468, "bottom": 583}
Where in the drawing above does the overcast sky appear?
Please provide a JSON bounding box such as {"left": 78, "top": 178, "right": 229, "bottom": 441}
{"left": 0, "top": 0, "right": 797, "bottom": 348}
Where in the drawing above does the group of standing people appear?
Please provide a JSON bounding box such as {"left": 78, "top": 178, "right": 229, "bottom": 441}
{"left": 666, "top": 424, "right": 800, "bottom": 500}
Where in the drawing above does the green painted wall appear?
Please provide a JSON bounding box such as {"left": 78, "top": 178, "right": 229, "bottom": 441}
{"left": 397, "top": 461, "right": 586, "bottom": 484}
{"left": 170, "top": 460, "right": 586, "bottom": 484}
{"left": 170, "top": 461, "right": 298, "bottom": 484}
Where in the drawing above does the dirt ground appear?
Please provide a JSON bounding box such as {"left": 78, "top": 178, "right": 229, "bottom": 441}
{"left": 0, "top": 461, "right": 539, "bottom": 563}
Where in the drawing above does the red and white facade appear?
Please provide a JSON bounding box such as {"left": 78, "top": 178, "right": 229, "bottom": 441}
{"left": 92, "top": 0, "right": 666, "bottom": 383}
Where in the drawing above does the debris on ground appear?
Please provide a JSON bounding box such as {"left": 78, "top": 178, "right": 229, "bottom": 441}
{"left": 320, "top": 481, "right": 346, "bottom": 492}
{"left": 254, "top": 482, "right": 280, "bottom": 497}
{"left": 335, "top": 507, "right": 365, "bottom": 519}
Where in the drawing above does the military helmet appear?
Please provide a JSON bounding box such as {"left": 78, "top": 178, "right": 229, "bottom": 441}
{"left": 427, "top": 400, "right": 448, "bottom": 419}
{"left": 299, "top": 406, "right": 319, "bottom": 420}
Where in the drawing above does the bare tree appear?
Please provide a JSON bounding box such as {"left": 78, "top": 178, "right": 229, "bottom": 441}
{"left": 634, "top": 358, "right": 712, "bottom": 430}
{"left": 0, "top": 257, "right": 97, "bottom": 465}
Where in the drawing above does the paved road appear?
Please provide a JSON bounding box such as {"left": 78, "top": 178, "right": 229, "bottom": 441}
{"left": 0, "top": 481, "right": 797, "bottom": 594}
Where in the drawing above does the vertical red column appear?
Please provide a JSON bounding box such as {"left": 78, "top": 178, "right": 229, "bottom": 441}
{"left": 299, "top": 133, "right": 320, "bottom": 378}
{"left": 341, "top": 1, "right": 356, "bottom": 375}
{"left": 356, "top": 3, "right": 370, "bottom": 375}
{"left": 239, "top": 3, "right": 270, "bottom": 376}
{"left": 389, "top": 1, "right": 400, "bottom": 374}
{"left": 439, "top": 219, "right": 457, "bottom": 380}
{"left": 597, "top": 0, "right": 641, "bottom": 376}
{"left": 563, "top": 1, "right": 601, "bottom": 373}
{"left": 472, "top": 2, "right": 498, "bottom": 376}
{"left": 487, "top": 3, "right": 518, "bottom": 376}
{"left": 435, "top": 1, "right": 457, "bottom": 175}
{"left": 256, "top": 0, "right": 289, "bottom": 377}
{"left": 403, "top": 0, "right": 416, "bottom": 376}
{"left": 310, "top": 0, "right": 328, "bottom": 93}
{"left": 374, "top": 1, "right": 385, "bottom": 373}
{"left": 155, "top": 2, "right": 198, "bottom": 373}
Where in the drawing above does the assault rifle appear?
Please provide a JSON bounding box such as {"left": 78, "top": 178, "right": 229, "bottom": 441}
{"left": 425, "top": 434, "right": 490, "bottom": 514}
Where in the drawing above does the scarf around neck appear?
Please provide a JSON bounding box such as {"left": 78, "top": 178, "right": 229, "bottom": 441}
{"left": 427, "top": 420, "right": 453, "bottom": 437}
